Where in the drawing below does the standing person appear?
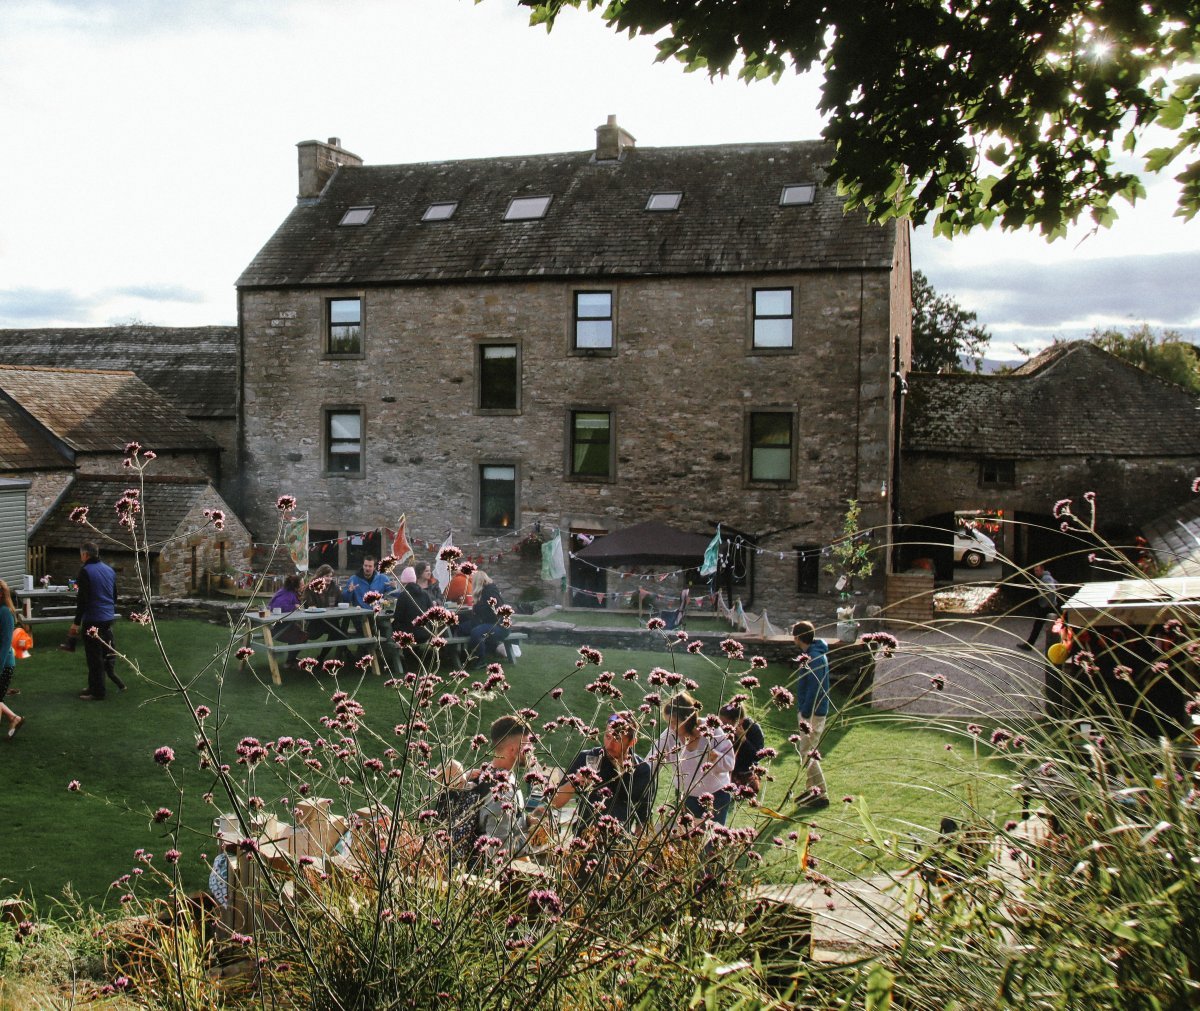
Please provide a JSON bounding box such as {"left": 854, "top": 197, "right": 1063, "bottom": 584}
{"left": 648, "top": 692, "right": 735, "bottom": 825}
{"left": 1023, "top": 562, "right": 1061, "bottom": 650}
{"left": 72, "top": 541, "right": 124, "bottom": 701}
{"left": 792, "top": 620, "right": 830, "bottom": 808}
{"left": 550, "top": 711, "right": 656, "bottom": 830}
{"left": 0, "top": 579, "right": 25, "bottom": 737}
{"left": 718, "top": 702, "right": 766, "bottom": 799}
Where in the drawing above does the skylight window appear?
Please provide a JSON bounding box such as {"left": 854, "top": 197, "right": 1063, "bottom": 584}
{"left": 646, "top": 191, "right": 682, "bottom": 211}
{"left": 339, "top": 206, "right": 375, "bottom": 226}
{"left": 779, "top": 184, "right": 816, "bottom": 206}
{"left": 422, "top": 201, "right": 458, "bottom": 222}
{"left": 505, "top": 195, "right": 551, "bottom": 221}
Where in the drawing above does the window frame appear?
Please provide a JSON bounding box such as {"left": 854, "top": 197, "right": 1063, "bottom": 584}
{"left": 979, "top": 458, "right": 1016, "bottom": 488}
{"left": 504, "top": 195, "right": 552, "bottom": 221}
{"left": 324, "top": 295, "right": 365, "bottom": 359}
{"left": 338, "top": 206, "right": 375, "bottom": 226}
{"left": 779, "top": 183, "right": 817, "bottom": 206}
{"left": 475, "top": 340, "right": 522, "bottom": 415}
{"left": 645, "top": 190, "right": 682, "bottom": 211}
{"left": 749, "top": 286, "right": 795, "bottom": 352}
{"left": 476, "top": 461, "right": 520, "bottom": 532}
{"left": 323, "top": 406, "right": 365, "bottom": 478}
{"left": 566, "top": 408, "right": 615, "bottom": 482}
{"left": 744, "top": 409, "right": 797, "bottom": 487}
{"left": 422, "top": 201, "right": 458, "bottom": 222}
{"left": 571, "top": 289, "right": 616, "bottom": 356}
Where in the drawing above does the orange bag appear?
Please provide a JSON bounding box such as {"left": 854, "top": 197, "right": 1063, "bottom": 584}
{"left": 12, "top": 627, "right": 33, "bottom": 659}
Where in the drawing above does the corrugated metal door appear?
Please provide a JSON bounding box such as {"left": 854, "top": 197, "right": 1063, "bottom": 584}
{"left": 0, "top": 485, "right": 28, "bottom": 588}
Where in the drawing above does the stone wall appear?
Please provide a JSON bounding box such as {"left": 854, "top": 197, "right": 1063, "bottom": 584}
{"left": 76, "top": 449, "right": 221, "bottom": 482}
{"left": 23, "top": 470, "right": 73, "bottom": 529}
{"left": 238, "top": 268, "right": 901, "bottom": 624}
{"left": 902, "top": 454, "right": 1200, "bottom": 533}
{"left": 155, "top": 487, "right": 254, "bottom": 597}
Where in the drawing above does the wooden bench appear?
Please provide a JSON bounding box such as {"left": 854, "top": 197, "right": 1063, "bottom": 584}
{"left": 442, "top": 631, "right": 529, "bottom": 664}
{"left": 239, "top": 634, "right": 380, "bottom": 683}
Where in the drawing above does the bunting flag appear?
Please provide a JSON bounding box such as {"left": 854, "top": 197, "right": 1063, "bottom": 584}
{"left": 284, "top": 512, "right": 310, "bottom": 572}
{"left": 700, "top": 524, "right": 722, "bottom": 577}
{"left": 432, "top": 532, "right": 455, "bottom": 591}
{"left": 540, "top": 536, "right": 565, "bottom": 582}
{"left": 391, "top": 515, "right": 414, "bottom": 563}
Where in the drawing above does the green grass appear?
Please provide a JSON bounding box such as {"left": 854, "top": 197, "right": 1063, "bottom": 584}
{"left": 0, "top": 617, "right": 1018, "bottom": 909}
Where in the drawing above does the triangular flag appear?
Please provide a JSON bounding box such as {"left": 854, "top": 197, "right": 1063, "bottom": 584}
{"left": 700, "top": 524, "right": 722, "bottom": 577}
{"left": 392, "top": 515, "right": 414, "bottom": 563}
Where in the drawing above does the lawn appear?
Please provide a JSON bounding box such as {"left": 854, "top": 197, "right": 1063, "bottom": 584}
{"left": 0, "top": 616, "right": 1020, "bottom": 909}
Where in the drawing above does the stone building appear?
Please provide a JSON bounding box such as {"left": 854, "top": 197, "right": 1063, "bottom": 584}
{"left": 0, "top": 365, "right": 250, "bottom": 593}
{"left": 235, "top": 121, "right": 911, "bottom": 618}
{"left": 900, "top": 342, "right": 1200, "bottom": 581}
{"left": 34, "top": 475, "right": 252, "bottom": 597}
{"left": 0, "top": 325, "right": 239, "bottom": 477}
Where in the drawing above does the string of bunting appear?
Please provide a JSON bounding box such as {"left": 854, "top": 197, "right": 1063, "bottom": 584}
{"left": 565, "top": 583, "right": 712, "bottom": 609}
{"left": 252, "top": 519, "right": 550, "bottom": 565}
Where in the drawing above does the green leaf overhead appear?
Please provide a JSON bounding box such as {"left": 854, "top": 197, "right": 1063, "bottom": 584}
{"left": 511, "top": 0, "right": 1200, "bottom": 235}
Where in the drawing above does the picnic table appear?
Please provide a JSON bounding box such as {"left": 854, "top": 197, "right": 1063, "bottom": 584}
{"left": 16, "top": 586, "right": 78, "bottom": 625}
{"left": 237, "top": 605, "right": 381, "bottom": 685}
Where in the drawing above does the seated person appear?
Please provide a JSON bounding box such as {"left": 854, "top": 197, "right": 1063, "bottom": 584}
{"left": 465, "top": 570, "right": 510, "bottom": 665}
{"left": 267, "top": 574, "right": 307, "bottom": 664}
{"left": 414, "top": 561, "right": 444, "bottom": 605}
{"left": 718, "top": 702, "right": 766, "bottom": 798}
{"left": 342, "top": 554, "right": 401, "bottom": 671}
{"left": 445, "top": 566, "right": 471, "bottom": 605}
{"left": 550, "top": 711, "right": 655, "bottom": 831}
{"left": 342, "top": 554, "right": 395, "bottom": 607}
{"left": 472, "top": 715, "right": 534, "bottom": 859}
{"left": 393, "top": 566, "right": 434, "bottom": 643}
{"left": 303, "top": 564, "right": 349, "bottom": 661}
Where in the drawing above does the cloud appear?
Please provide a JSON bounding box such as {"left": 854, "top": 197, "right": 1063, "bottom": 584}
{"left": 0, "top": 288, "right": 103, "bottom": 323}
{"left": 12, "top": 0, "right": 290, "bottom": 35}
{"left": 113, "top": 283, "right": 206, "bottom": 303}
{"left": 922, "top": 251, "right": 1200, "bottom": 332}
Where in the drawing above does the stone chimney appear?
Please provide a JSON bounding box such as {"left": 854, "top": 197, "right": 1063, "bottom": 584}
{"left": 594, "top": 115, "right": 636, "bottom": 161}
{"left": 296, "top": 137, "right": 363, "bottom": 201}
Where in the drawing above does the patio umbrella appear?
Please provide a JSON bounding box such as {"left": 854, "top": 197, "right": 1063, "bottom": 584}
{"left": 573, "top": 521, "right": 713, "bottom": 567}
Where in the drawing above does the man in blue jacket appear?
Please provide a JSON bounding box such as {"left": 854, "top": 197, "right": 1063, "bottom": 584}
{"left": 342, "top": 555, "right": 401, "bottom": 672}
{"left": 792, "top": 620, "right": 830, "bottom": 808}
{"left": 72, "top": 541, "right": 123, "bottom": 701}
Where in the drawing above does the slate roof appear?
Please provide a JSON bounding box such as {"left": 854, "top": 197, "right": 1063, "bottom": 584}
{"left": 0, "top": 366, "right": 219, "bottom": 454}
{"left": 904, "top": 342, "right": 1200, "bottom": 457}
{"left": 0, "top": 399, "right": 71, "bottom": 471}
{"left": 1144, "top": 500, "right": 1200, "bottom": 577}
{"left": 34, "top": 476, "right": 212, "bottom": 546}
{"left": 0, "top": 326, "right": 237, "bottom": 418}
{"left": 238, "top": 142, "right": 895, "bottom": 288}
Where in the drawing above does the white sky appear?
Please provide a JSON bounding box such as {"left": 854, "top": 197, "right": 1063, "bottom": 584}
{"left": 2, "top": 0, "right": 1197, "bottom": 361}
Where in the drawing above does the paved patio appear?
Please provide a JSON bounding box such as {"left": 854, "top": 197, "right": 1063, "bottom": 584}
{"left": 870, "top": 616, "right": 1048, "bottom": 722}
